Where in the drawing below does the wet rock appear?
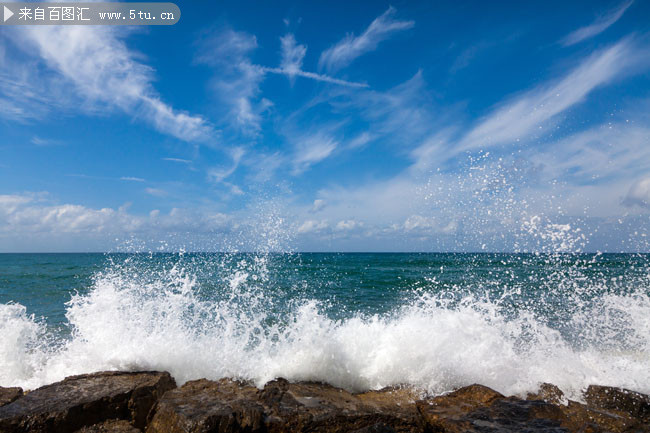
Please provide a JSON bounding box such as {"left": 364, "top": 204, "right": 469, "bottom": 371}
{"left": 4, "top": 372, "right": 650, "bottom": 433}
{"left": 349, "top": 422, "right": 397, "bottom": 433}
{"left": 260, "top": 379, "right": 421, "bottom": 432}
{"left": 147, "top": 378, "right": 423, "bottom": 433}
{"left": 527, "top": 383, "right": 565, "bottom": 405}
{"left": 414, "top": 383, "right": 647, "bottom": 433}
{"left": 0, "top": 386, "right": 23, "bottom": 407}
{"left": 584, "top": 385, "right": 650, "bottom": 422}
{"left": 146, "top": 378, "right": 265, "bottom": 433}
{"left": 554, "top": 399, "right": 643, "bottom": 433}
{"left": 0, "top": 371, "right": 176, "bottom": 433}
{"left": 524, "top": 383, "right": 650, "bottom": 433}
{"left": 75, "top": 419, "right": 142, "bottom": 432}
{"left": 415, "top": 383, "right": 506, "bottom": 431}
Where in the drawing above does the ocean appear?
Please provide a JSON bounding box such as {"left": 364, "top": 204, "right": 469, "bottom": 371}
{"left": 1, "top": 252, "right": 649, "bottom": 400}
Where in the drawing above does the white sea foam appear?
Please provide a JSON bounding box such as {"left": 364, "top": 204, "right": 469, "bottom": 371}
{"left": 0, "top": 254, "right": 648, "bottom": 401}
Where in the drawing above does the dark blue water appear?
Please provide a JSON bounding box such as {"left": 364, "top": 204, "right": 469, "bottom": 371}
{"left": 2, "top": 252, "right": 647, "bottom": 325}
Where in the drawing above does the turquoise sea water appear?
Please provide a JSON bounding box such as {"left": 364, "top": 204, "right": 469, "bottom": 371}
{"left": 1, "top": 252, "right": 649, "bottom": 399}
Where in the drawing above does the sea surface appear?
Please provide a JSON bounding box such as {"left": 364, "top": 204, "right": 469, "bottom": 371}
{"left": 1, "top": 252, "right": 649, "bottom": 400}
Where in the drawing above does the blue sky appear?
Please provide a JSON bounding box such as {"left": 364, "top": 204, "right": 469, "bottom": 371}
{"left": 1, "top": 0, "right": 649, "bottom": 252}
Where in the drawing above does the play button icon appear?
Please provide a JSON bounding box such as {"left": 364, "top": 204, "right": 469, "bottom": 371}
{"left": 4, "top": 6, "right": 14, "bottom": 22}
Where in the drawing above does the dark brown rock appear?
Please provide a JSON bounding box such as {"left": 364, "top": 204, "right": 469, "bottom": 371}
{"left": 260, "top": 379, "right": 421, "bottom": 432}
{"left": 0, "top": 386, "right": 23, "bottom": 407}
{"left": 415, "top": 383, "right": 506, "bottom": 432}
{"left": 4, "top": 372, "right": 650, "bottom": 433}
{"left": 147, "top": 378, "right": 423, "bottom": 433}
{"left": 146, "top": 378, "right": 265, "bottom": 433}
{"left": 417, "top": 382, "right": 650, "bottom": 433}
{"left": 527, "top": 383, "right": 565, "bottom": 405}
{"left": 584, "top": 385, "right": 650, "bottom": 422}
{"left": 0, "top": 371, "right": 176, "bottom": 433}
{"left": 75, "top": 419, "right": 142, "bottom": 432}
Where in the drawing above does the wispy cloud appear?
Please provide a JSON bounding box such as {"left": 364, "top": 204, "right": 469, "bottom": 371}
{"left": 561, "top": 0, "right": 633, "bottom": 46}
{"left": 263, "top": 66, "right": 368, "bottom": 88}
{"left": 458, "top": 40, "right": 637, "bottom": 151}
{"left": 279, "top": 33, "right": 306, "bottom": 81}
{"left": 162, "top": 157, "right": 193, "bottom": 164}
{"left": 292, "top": 133, "right": 339, "bottom": 175}
{"left": 264, "top": 33, "right": 368, "bottom": 87}
{"left": 529, "top": 124, "right": 650, "bottom": 184}
{"left": 196, "top": 29, "right": 270, "bottom": 135}
{"left": 0, "top": 57, "right": 69, "bottom": 121}
{"left": 4, "top": 26, "right": 213, "bottom": 142}
{"left": 120, "top": 177, "right": 145, "bottom": 182}
{"left": 31, "top": 136, "right": 64, "bottom": 147}
{"left": 346, "top": 132, "right": 374, "bottom": 149}
{"left": 328, "top": 70, "right": 435, "bottom": 145}
{"left": 208, "top": 147, "right": 246, "bottom": 182}
{"left": 144, "top": 187, "right": 168, "bottom": 197}
{"left": 319, "top": 7, "right": 414, "bottom": 72}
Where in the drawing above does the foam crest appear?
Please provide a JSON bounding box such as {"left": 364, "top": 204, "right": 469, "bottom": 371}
{"left": 0, "top": 303, "right": 49, "bottom": 386}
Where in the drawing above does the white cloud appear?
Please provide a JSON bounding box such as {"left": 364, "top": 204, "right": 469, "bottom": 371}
{"left": 144, "top": 187, "right": 167, "bottom": 197}
{"left": 562, "top": 0, "right": 633, "bottom": 46}
{"left": 319, "top": 7, "right": 414, "bottom": 72}
{"left": 623, "top": 177, "right": 650, "bottom": 208}
{"left": 0, "top": 194, "right": 34, "bottom": 214}
{"left": 403, "top": 215, "right": 457, "bottom": 234}
{"left": 0, "top": 193, "right": 235, "bottom": 251}
{"left": 459, "top": 40, "right": 638, "bottom": 151}
{"left": 120, "top": 177, "right": 145, "bottom": 182}
{"left": 297, "top": 219, "right": 328, "bottom": 234}
{"left": 0, "top": 194, "right": 141, "bottom": 234}
{"left": 335, "top": 219, "right": 362, "bottom": 231}
{"left": 4, "top": 26, "right": 212, "bottom": 142}
{"left": 310, "top": 199, "right": 327, "bottom": 213}
{"left": 292, "top": 133, "right": 338, "bottom": 174}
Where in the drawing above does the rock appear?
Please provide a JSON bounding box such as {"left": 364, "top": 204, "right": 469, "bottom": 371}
{"left": 75, "top": 419, "right": 141, "bottom": 432}
{"left": 349, "top": 423, "right": 397, "bottom": 433}
{"left": 527, "top": 383, "right": 565, "bottom": 405}
{"left": 416, "top": 382, "right": 650, "bottom": 433}
{"left": 259, "top": 379, "right": 421, "bottom": 432}
{"left": 146, "top": 378, "right": 265, "bottom": 433}
{"left": 416, "top": 384, "right": 568, "bottom": 432}
{"left": 147, "top": 378, "right": 423, "bottom": 433}
{"left": 415, "top": 383, "right": 504, "bottom": 431}
{"left": 0, "top": 386, "right": 23, "bottom": 407}
{"left": 0, "top": 371, "right": 176, "bottom": 433}
{"left": 4, "top": 371, "right": 650, "bottom": 433}
{"left": 584, "top": 385, "right": 650, "bottom": 422}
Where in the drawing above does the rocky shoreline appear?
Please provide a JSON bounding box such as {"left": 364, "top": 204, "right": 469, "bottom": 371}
{"left": 1, "top": 371, "right": 649, "bottom": 432}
